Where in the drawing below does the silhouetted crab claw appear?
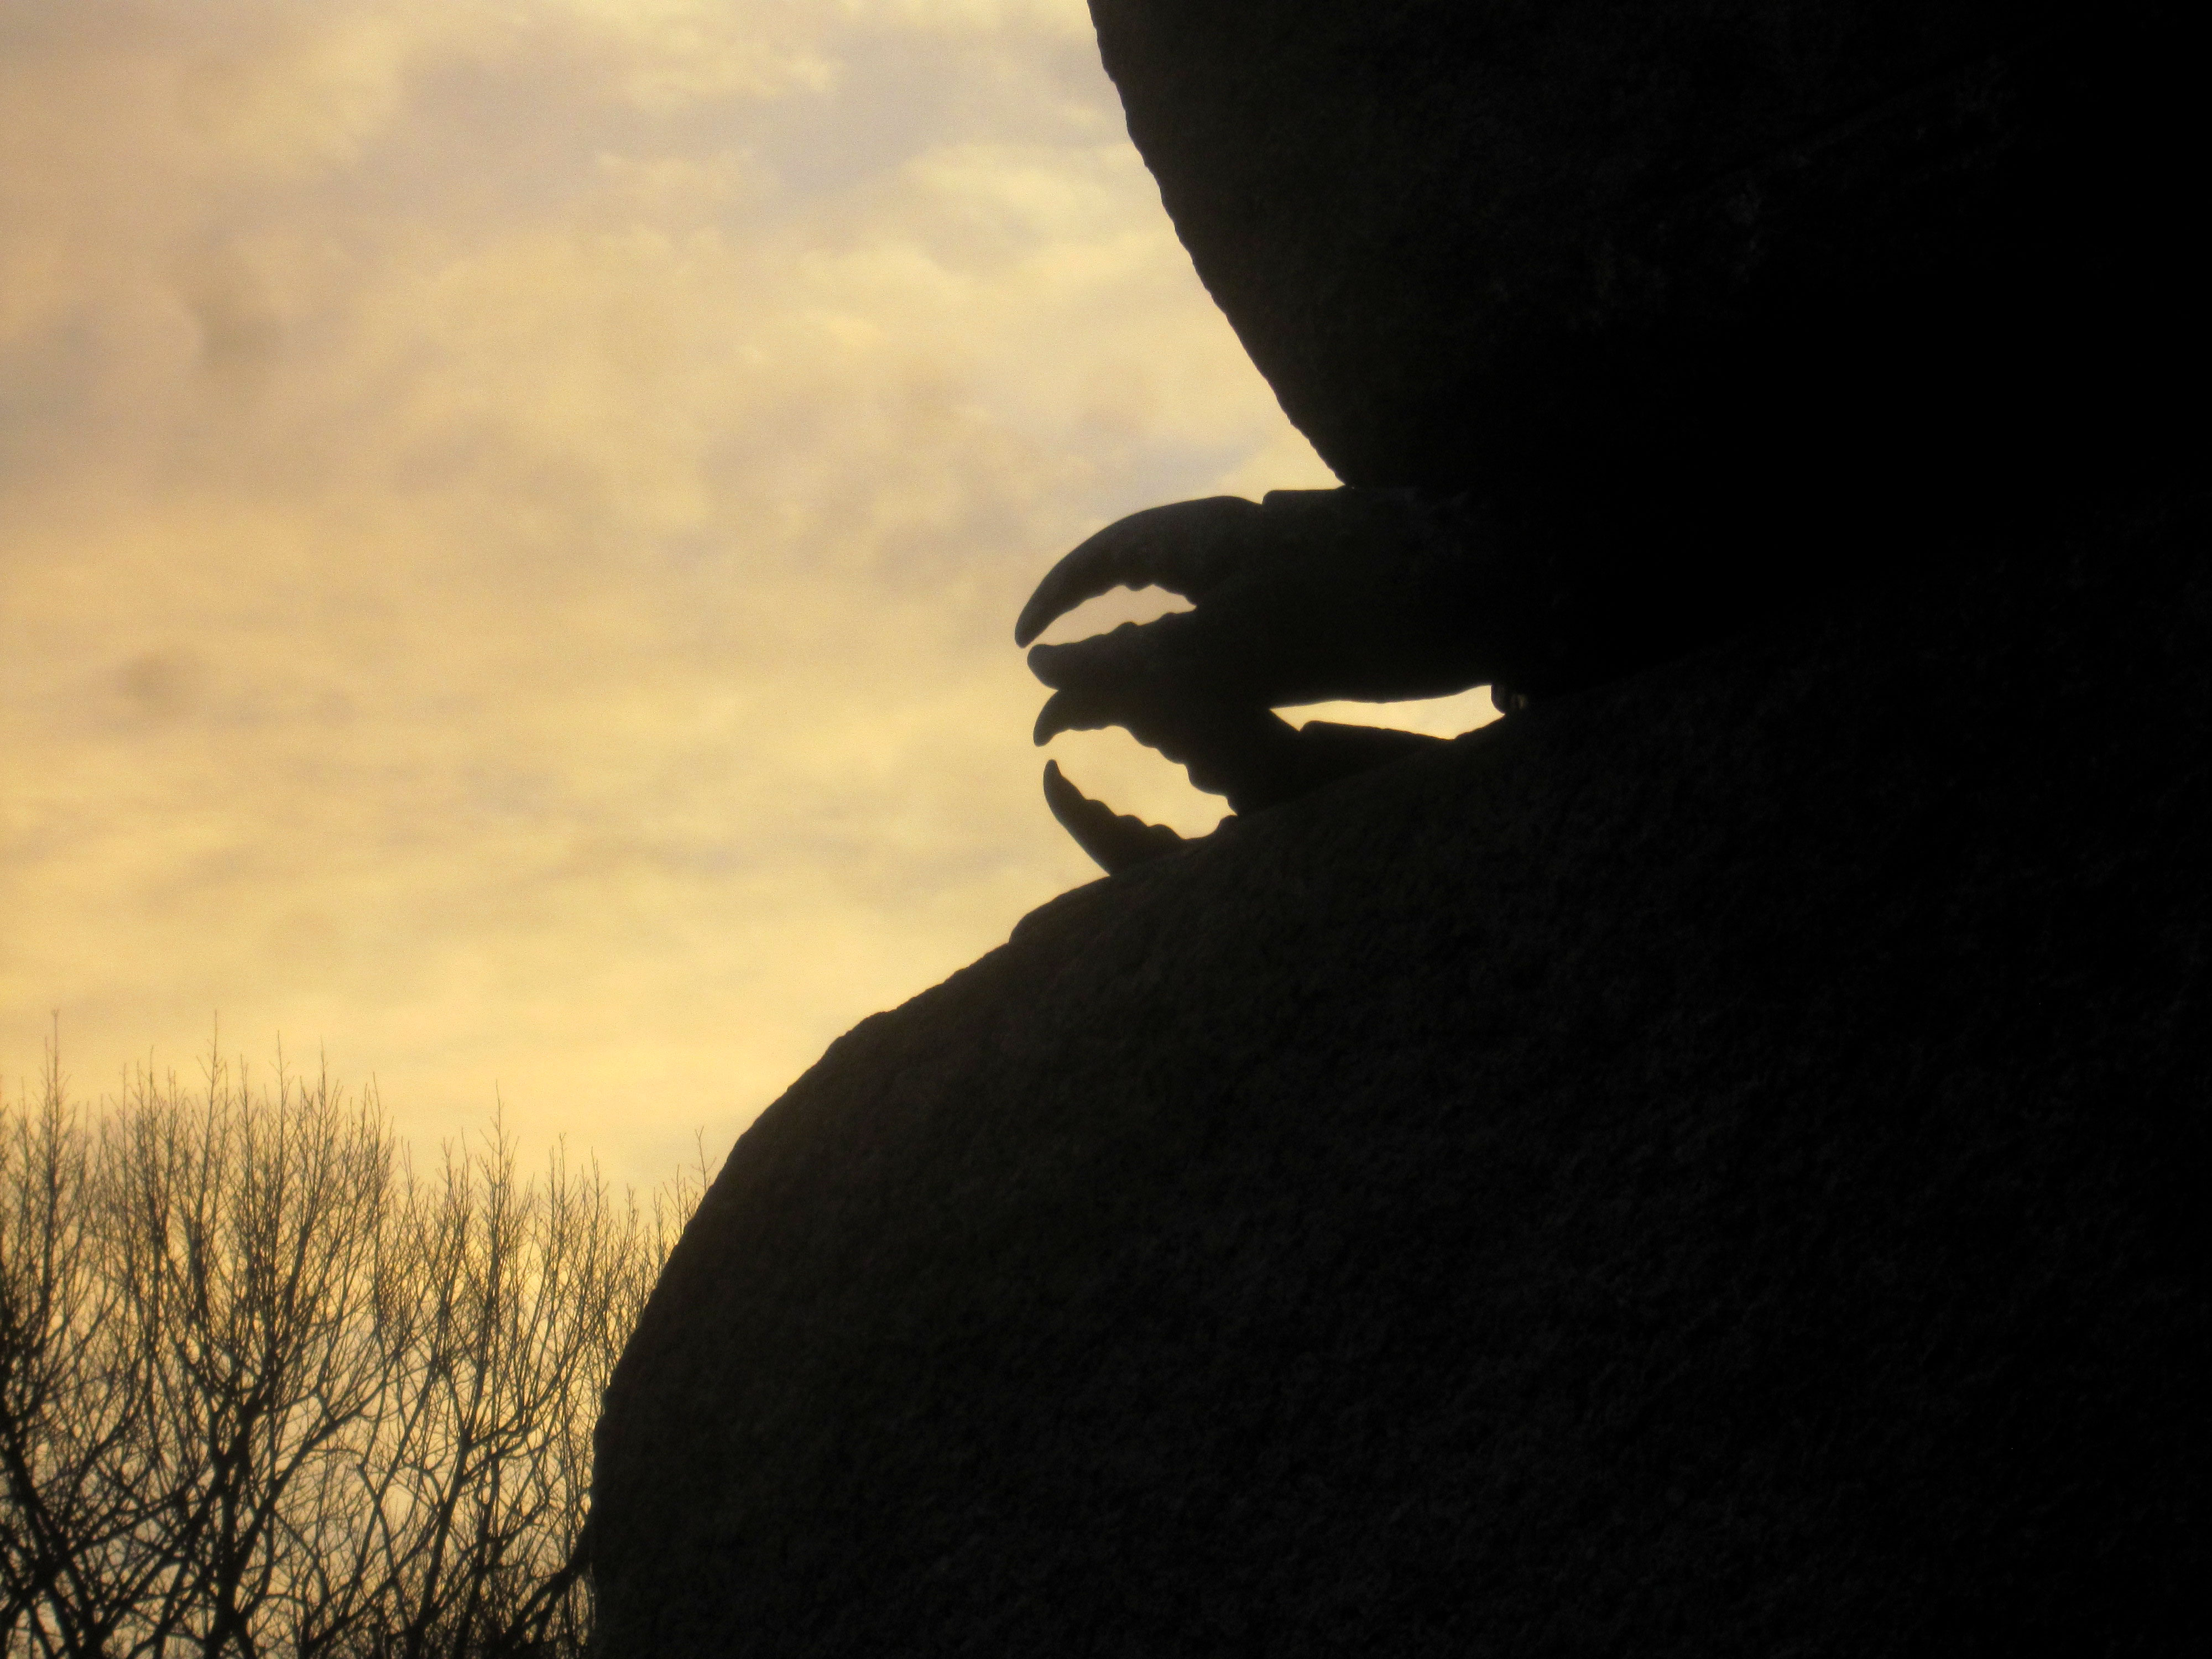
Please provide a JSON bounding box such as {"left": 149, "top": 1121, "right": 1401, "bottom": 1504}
{"left": 1014, "top": 496, "right": 1271, "bottom": 650}
{"left": 1041, "top": 760, "right": 1190, "bottom": 874}
{"left": 1018, "top": 487, "right": 1515, "bottom": 858}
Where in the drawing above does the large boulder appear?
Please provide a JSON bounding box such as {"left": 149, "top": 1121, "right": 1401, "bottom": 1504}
{"left": 591, "top": 489, "right": 2208, "bottom": 1653}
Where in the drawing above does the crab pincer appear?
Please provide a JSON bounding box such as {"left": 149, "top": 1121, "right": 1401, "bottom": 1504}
{"left": 1014, "top": 495, "right": 1269, "bottom": 651}
{"left": 1040, "top": 760, "right": 1191, "bottom": 875}
{"left": 1015, "top": 488, "right": 1514, "bottom": 869}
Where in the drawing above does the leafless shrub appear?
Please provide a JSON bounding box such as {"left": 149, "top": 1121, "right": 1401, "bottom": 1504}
{"left": 1, "top": 1041, "right": 701, "bottom": 1659}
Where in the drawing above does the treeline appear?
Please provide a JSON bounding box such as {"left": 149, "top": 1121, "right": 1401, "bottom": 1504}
{"left": 1, "top": 1046, "right": 700, "bottom": 1659}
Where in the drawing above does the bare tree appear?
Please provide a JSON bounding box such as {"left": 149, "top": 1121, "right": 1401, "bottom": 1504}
{"left": 0, "top": 1042, "right": 700, "bottom": 1659}
{"left": 101, "top": 1051, "right": 405, "bottom": 1658}
{"left": 1, "top": 1045, "right": 157, "bottom": 1658}
{"left": 347, "top": 1128, "right": 674, "bottom": 1659}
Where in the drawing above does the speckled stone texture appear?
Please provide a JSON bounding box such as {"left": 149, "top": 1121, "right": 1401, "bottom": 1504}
{"left": 592, "top": 489, "right": 2208, "bottom": 1655}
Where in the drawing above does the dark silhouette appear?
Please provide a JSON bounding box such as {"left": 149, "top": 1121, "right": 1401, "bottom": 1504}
{"left": 592, "top": 3, "right": 2206, "bottom": 1652}
{"left": 1022, "top": 0, "right": 2199, "bottom": 867}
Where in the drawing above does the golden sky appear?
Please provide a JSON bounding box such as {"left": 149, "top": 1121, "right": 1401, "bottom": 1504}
{"left": 1, "top": 0, "right": 1490, "bottom": 1183}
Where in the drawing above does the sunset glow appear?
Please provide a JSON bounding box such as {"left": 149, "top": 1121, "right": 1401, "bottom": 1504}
{"left": 1, "top": 0, "right": 1490, "bottom": 1180}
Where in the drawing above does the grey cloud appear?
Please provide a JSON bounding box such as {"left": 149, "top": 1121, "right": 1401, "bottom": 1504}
{"left": 113, "top": 649, "right": 210, "bottom": 722}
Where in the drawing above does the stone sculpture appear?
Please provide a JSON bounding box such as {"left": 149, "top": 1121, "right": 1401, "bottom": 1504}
{"left": 590, "top": 3, "right": 2204, "bottom": 1652}
{"left": 1021, "top": 0, "right": 2195, "bottom": 866}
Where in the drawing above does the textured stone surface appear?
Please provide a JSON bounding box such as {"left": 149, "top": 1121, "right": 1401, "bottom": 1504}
{"left": 593, "top": 491, "right": 2208, "bottom": 1653}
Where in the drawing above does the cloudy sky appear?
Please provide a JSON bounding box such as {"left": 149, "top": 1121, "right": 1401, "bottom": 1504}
{"left": 2, "top": 0, "right": 1489, "bottom": 1183}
